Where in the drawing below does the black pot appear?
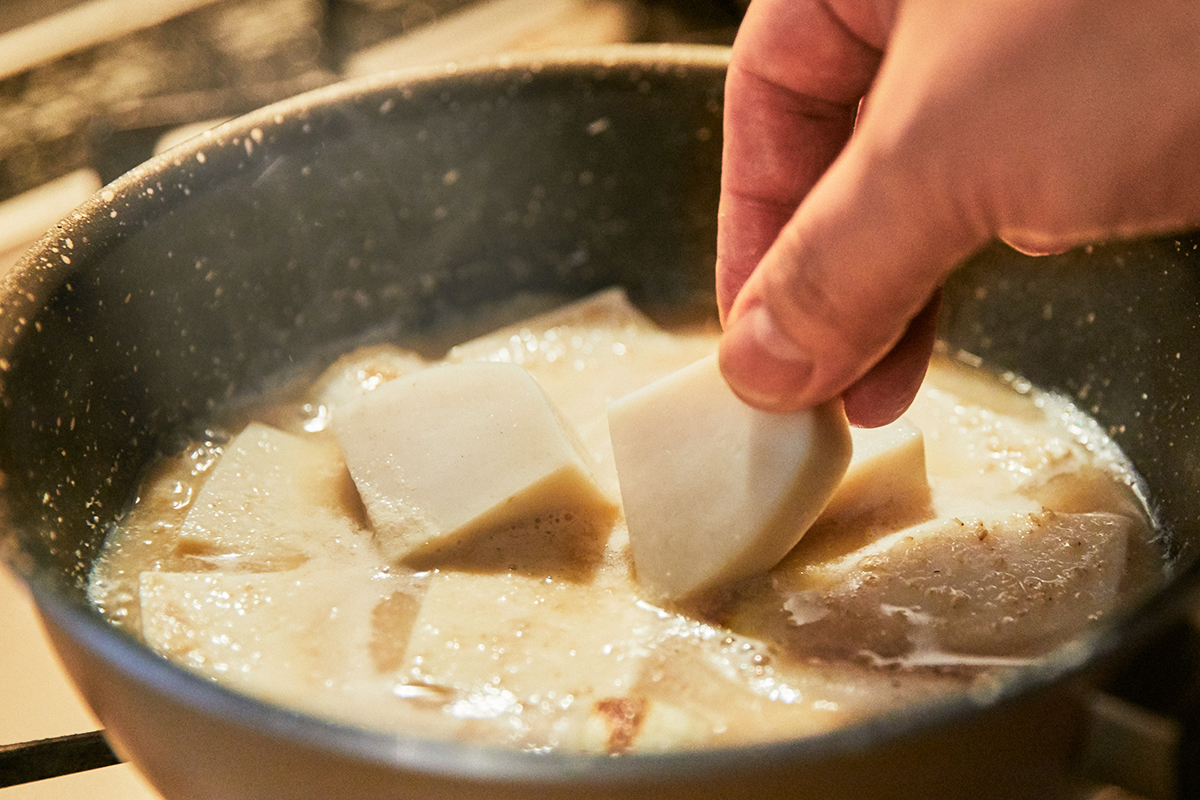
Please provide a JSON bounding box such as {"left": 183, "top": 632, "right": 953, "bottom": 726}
{"left": 2, "top": 44, "right": 1198, "bottom": 800}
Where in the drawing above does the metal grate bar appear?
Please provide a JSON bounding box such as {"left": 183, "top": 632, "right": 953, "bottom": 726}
{"left": 0, "top": 730, "right": 122, "bottom": 787}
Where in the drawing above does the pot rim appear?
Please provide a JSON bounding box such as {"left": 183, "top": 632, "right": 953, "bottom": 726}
{"left": 4, "top": 41, "right": 1200, "bottom": 786}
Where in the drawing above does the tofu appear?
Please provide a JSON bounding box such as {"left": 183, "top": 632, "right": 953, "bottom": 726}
{"left": 777, "top": 510, "right": 1132, "bottom": 658}
{"left": 309, "top": 344, "right": 428, "bottom": 415}
{"left": 446, "top": 287, "right": 718, "bottom": 436}
{"left": 607, "top": 355, "right": 853, "bottom": 600}
{"left": 820, "top": 416, "right": 931, "bottom": 523}
{"left": 1018, "top": 464, "right": 1148, "bottom": 520}
{"left": 400, "top": 571, "right": 659, "bottom": 706}
{"left": 629, "top": 638, "right": 843, "bottom": 750}
{"left": 334, "top": 361, "right": 617, "bottom": 563}
{"left": 446, "top": 288, "right": 719, "bottom": 505}
{"left": 906, "top": 374, "right": 1087, "bottom": 488}
{"left": 177, "top": 422, "right": 364, "bottom": 569}
{"left": 449, "top": 288, "right": 657, "bottom": 351}
{"left": 138, "top": 565, "right": 417, "bottom": 710}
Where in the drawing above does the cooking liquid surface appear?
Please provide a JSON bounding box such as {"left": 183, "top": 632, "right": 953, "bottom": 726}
{"left": 87, "top": 289, "right": 1165, "bottom": 753}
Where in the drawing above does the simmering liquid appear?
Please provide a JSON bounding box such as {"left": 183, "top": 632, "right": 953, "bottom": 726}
{"left": 87, "top": 289, "right": 1163, "bottom": 753}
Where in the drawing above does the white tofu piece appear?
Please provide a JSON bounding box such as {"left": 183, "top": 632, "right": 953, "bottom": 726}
{"left": 335, "top": 361, "right": 617, "bottom": 563}
{"left": 445, "top": 288, "right": 718, "bottom": 507}
{"left": 309, "top": 344, "right": 428, "bottom": 416}
{"left": 779, "top": 510, "right": 1132, "bottom": 658}
{"left": 400, "top": 571, "right": 659, "bottom": 706}
{"left": 819, "top": 416, "right": 930, "bottom": 523}
{"left": 906, "top": 367, "right": 1088, "bottom": 488}
{"left": 629, "top": 638, "right": 843, "bottom": 751}
{"left": 610, "top": 700, "right": 708, "bottom": 752}
{"left": 576, "top": 415, "right": 622, "bottom": 500}
{"left": 607, "top": 354, "right": 853, "bottom": 600}
{"left": 448, "top": 287, "right": 658, "bottom": 359}
{"left": 446, "top": 287, "right": 718, "bottom": 435}
{"left": 138, "top": 565, "right": 417, "bottom": 714}
{"left": 177, "top": 423, "right": 364, "bottom": 568}
{"left": 1018, "top": 463, "right": 1148, "bottom": 520}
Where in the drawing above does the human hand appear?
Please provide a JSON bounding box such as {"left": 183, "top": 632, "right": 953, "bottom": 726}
{"left": 716, "top": 0, "right": 1200, "bottom": 427}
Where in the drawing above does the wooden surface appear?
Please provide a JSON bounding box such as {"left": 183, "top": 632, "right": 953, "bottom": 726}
{"left": 0, "top": 567, "right": 162, "bottom": 799}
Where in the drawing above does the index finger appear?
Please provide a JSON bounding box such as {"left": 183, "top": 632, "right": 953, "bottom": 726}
{"left": 717, "top": 0, "right": 887, "bottom": 321}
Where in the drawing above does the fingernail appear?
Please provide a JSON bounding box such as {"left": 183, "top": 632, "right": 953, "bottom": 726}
{"left": 719, "top": 304, "right": 814, "bottom": 411}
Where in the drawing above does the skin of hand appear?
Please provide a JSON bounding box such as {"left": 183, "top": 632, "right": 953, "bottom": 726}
{"left": 716, "top": 0, "right": 1200, "bottom": 427}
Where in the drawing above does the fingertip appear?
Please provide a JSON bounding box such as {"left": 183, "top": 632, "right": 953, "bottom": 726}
{"left": 718, "top": 303, "right": 816, "bottom": 413}
{"left": 841, "top": 290, "right": 942, "bottom": 427}
{"left": 842, "top": 381, "right": 919, "bottom": 428}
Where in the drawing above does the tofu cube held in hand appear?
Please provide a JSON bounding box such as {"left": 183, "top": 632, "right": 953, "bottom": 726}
{"left": 335, "top": 361, "right": 616, "bottom": 563}
{"left": 607, "top": 355, "right": 853, "bottom": 600}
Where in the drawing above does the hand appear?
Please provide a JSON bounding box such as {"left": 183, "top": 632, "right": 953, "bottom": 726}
{"left": 716, "top": 0, "right": 1200, "bottom": 426}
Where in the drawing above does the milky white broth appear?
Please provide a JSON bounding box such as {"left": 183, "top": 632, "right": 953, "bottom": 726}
{"left": 87, "top": 289, "right": 1164, "bottom": 754}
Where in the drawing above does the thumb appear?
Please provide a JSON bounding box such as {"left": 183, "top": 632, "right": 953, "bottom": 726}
{"left": 717, "top": 125, "right": 988, "bottom": 426}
